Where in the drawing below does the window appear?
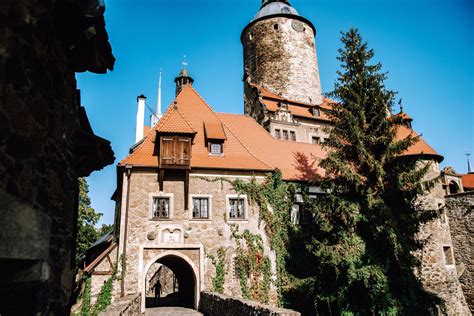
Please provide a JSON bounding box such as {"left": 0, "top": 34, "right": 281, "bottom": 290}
{"left": 273, "top": 24, "right": 279, "bottom": 31}
{"left": 312, "top": 108, "right": 320, "bottom": 117}
{"left": 443, "top": 246, "right": 454, "bottom": 265}
{"left": 275, "top": 129, "right": 281, "bottom": 139}
{"left": 311, "top": 136, "right": 321, "bottom": 144}
{"left": 290, "top": 131, "right": 296, "bottom": 141}
{"left": 282, "top": 130, "right": 288, "bottom": 140}
{"left": 291, "top": 204, "right": 300, "bottom": 225}
{"left": 192, "top": 197, "right": 209, "bottom": 219}
{"left": 228, "top": 197, "right": 246, "bottom": 220}
{"left": 210, "top": 142, "right": 223, "bottom": 155}
{"left": 152, "top": 197, "right": 170, "bottom": 219}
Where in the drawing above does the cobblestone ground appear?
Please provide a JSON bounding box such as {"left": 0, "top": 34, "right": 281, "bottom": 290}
{"left": 145, "top": 307, "right": 203, "bottom": 315}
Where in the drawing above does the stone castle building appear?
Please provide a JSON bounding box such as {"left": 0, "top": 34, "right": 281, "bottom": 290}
{"left": 84, "top": 0, "right": 472, "bottom": 314}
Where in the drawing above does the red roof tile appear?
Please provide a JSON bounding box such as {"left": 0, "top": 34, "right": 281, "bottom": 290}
{"left": 155, "top": 104, "right": 196, "bottom": 134}
{"left": 120, "top": 85, "right": 272, "bottom": 171}
{"left": 204, "top": 122, "right": 226, "bottom": 140}
{"left": 461, "top": 174, "right": 474, "bottom": 189}
{"left": 120, "top": 84, "right": 443, "bottom": 179}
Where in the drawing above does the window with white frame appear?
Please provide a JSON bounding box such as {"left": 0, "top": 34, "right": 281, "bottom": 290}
{"left": 228, "top": 197, "right": 246, "bottom": 220}
{"left": 152, "top": 197, "right": 170, "bottom": 219}
{"left": 209, "top": 142, "right": 223, "bottom": 155}
{"left": 192, "top": 197, "right": 209, "bottom": 219}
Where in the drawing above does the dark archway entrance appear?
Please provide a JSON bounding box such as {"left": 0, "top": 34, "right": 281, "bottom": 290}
{"left": 145, "top": 254, "right": 196, "bottom": 309}
{"left": 448, "top": 181, "right": 460, "bottom": 195}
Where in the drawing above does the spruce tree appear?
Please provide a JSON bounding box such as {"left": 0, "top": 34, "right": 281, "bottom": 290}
{"left": 307, "top": 28, "right": 439, "bottom": 315}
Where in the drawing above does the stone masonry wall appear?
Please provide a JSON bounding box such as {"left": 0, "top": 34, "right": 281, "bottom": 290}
{"left": 445, "top": 192, "right": 473, "bottom": 311}
{"left": 117, "top": 169, "right": 277, "bottom": 308}
{"left": 0, "top": 1, "right": 114, "bottom": 314}
{"left": 243, "top": 17, "right": 323, "bottom": 105}
{"left": 199, "top": 291, "right": 301, "bottom": 316}
{"left": 417, "top": 162, "right": 470, "bottom": 315}
{"left": 1, "top": 5, "right": 83, "bottom": 314}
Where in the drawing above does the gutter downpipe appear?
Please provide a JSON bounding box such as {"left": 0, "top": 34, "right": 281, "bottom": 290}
{"left": 121, "top": 164, "right": 132, "bottom": 297}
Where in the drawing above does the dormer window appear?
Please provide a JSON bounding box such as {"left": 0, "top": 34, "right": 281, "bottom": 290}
{"left": 204, "top": 122, "right": 226, "bottom": 156}
{"left": 209, "top": 142, "right": 223, "bottom": 155}
{"left": 312, "top": 108, "right": 320, "bottom": 117}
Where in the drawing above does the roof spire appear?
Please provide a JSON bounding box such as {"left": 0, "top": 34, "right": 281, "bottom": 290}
{"left": 399, "top": 99, "right": 404, "bottom": 113}
{"left": 156, "top": 68, "right": 162, "bottom": 116}
{"left": 466, "top": 152, "right": 472, "bottom": 174}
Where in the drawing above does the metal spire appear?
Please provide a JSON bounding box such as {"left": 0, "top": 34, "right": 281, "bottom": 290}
{"left": 466, "top": 152, "right": 472, "bottom": 173}
{"left": 156, "top": 68, "right": 162, "bottom": 116}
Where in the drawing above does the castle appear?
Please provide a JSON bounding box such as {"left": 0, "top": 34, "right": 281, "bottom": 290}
{"left": 82, "top": 1, "right": 472, "bottom": 314}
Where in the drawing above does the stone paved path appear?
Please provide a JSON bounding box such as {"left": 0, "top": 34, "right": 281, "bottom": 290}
{"left": 145, "top": 307, "right": 203, "bottom": 316}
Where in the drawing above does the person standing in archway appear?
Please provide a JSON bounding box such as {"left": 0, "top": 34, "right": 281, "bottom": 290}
{"left": 153, "top": 280, "right": 162, "bottom": 305}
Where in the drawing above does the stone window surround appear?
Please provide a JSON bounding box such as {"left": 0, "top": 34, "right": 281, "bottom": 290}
{"left": 308, "top": 132, "right": 325, "bottom": 144}
{"left": 189, "top": 194, "right": 213, "bottom": 222}
{"left": 149, "top": 192, "right": 174, "bottom": 221}
{"left": 273, "top": 127, "right": 298, "bottom": 141}
{"left": 226, "top": 194, "right": 249, "bottom": 222}
{"left": 442, "top": 245, "right": 455, "bottom": 268}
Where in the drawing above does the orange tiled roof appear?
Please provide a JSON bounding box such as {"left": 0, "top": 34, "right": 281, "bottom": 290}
{"left": 461, "top": 174, "right": 474, "bottom": 189}
{"left": 204, "top": 122, "right": 226, "bottom": 140}
{"left": 120, "top": 85, "right": 272, "bottom": 172}
{"left": 251, "top": 83, "right": 334, "bottom": 121}
{"left": 396, "top": 125, "right": 443, "bottom": 161}
{"left": 155, "top": 104, "right": 196, "bottom": 134}
{"left": 120, "top": 84, "right": 443, "bottom": 179}
{"left": 394, "top": 111, "right": 413, "bottom": 121}
{"left": 218, "top": 113, "right": 326, "bottom": 180}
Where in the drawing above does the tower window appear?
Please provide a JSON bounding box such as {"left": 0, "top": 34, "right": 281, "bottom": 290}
{"left": 282, "top": 130, "right": 288, "bottom": 140}
{"left": 274, "top": 24, "right": 279, "bottom": 31}
{"left": 275, "top": 129, "right": 281, "bottom": 139}
{"left": 311, "top": 136, "right": 321, "bottom": 144}
{"left": 290, "top": 131, "right": 296, "bottom": 141}
{"left": 443, "top": 246, "right": 454, "bottom": 266}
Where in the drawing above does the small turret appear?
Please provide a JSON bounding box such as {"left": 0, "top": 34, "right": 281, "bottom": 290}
{"left": 174, "top": 66, "right": 194, "bottom": 97}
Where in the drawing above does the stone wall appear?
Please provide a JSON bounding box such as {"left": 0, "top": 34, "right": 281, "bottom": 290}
{"left": 99, "top": 293, "right": 141, "bottom": 316}
{"left": 199, "top": 291, "right": 301, "bottom": 316}
{"left": 243, "top": 17, "right": 323, "bottom": 105}
{"left": 116, "top": 169, "right": 277, "bottom": 310}
{"left": 417, "top": 162, "right": 471, "bottom": 315}
{"left": 0, "top": 0, "right": 114, "bottom": 314}
{"left": 445, "top": 192, "right": 473, "bottom": 311}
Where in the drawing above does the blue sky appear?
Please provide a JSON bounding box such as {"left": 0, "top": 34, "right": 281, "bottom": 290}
{"left": 77, "top": 0, "right": 474, "bottom": 225}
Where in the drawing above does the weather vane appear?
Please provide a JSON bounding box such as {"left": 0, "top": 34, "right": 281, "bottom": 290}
{"left": 182, "top": 55, "right": 188, "bottom": 68}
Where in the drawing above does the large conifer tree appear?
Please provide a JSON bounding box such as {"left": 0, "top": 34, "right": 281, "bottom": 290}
{"left": 308, "top": 28, "right": 439, "bottom": 314}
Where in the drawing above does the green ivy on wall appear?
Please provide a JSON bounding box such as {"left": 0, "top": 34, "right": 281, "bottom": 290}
{"left": 231, "top": 225, "right": 272, "bottom": 304}
{"left": 208, "top": 247, "right": 228, "bottom": 294}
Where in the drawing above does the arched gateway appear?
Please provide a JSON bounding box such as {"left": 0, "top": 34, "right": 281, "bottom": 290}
{"left": 141, "top": 250, "right": 200, "bottom": 312}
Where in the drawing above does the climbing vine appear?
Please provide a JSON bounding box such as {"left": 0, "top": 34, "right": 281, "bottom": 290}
{"left": 207, "top": 247, "right": 227, "bottom": 294}
{"left": 200, "top": 171, "right": 296, "bottom": 306}
{"left": 79, "top": 275, "right": 92, "bottom": 316}
{"left": 232, "top": 171, "right": 297, "bottom": 305}
{"left": 231, "top": 225, "right": 272, "bottom": 304}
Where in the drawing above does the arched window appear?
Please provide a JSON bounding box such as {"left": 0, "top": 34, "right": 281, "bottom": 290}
{"left": 448, "top": 181, "right": 460, "bottom": 195}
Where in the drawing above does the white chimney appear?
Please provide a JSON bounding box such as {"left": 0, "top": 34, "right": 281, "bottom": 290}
{"left": 135, "top": 95, "right": 146, "bottom": 143}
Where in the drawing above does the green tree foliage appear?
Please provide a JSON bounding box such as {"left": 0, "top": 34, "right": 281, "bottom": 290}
{"left": 76, "top": 177, "right": 102, "bottom": 264}
{"left": 303, "top": 28, "right": 439, "bottom": 314}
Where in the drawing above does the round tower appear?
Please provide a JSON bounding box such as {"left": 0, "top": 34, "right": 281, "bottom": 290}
{"left": 242, "top": 0, "right": 323, "bottom": 105}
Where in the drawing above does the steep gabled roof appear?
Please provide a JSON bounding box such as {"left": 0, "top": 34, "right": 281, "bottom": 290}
{"left": 155, "top": 104, "right": 196, "bottom": 134}
{"left": 119, "top": 85, "right": 273, "bottom": 171}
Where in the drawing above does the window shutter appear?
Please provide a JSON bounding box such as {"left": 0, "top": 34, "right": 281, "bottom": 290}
{"left": 161, "top": 137, "right": 176, "bottom": 165}
{"left": 176, "top": 138, "right": 191, "bottom": 165}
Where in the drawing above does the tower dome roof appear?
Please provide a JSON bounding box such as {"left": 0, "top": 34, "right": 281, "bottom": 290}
{"left": 253, "top": 1, "right": 300, "bottom": 21}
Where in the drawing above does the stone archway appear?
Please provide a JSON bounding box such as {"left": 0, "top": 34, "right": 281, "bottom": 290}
{"left": 142, "top": 251, "right": 199, "bottom": 312}
{"left": 449, "top": 181, "right": 460, "bottom": 195}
